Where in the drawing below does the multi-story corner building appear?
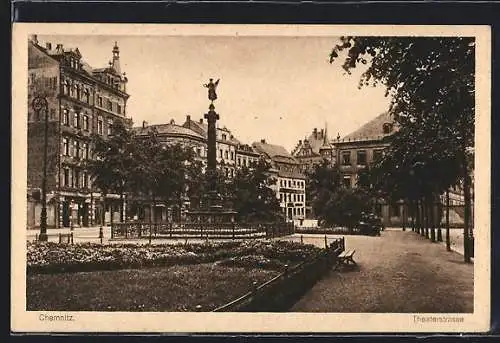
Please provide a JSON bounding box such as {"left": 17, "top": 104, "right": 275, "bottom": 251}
{"left": 27, "top": 36, "right": 130, "bottom": 229}
{"left": 291, "top": 126, "right": 336, "bottom": 218}
{"left": 235, "top": 143, "right": 261, "bottom": 169}
{"left": 332, "top": 112, "right": 404, "bottom": 226}
{"left": 291, "top": 126, "right": 336, "bottom": 173}
{"left": 132, "top": 119, "right": 207, "bottom": 222}
{"left": 252, "top": 139, "right": 306, "bottom": 222}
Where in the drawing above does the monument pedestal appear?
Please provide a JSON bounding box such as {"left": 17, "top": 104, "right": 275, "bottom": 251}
{"left": 186, "top": 81, "right": 238, "bottom": 224}
{"left": 186, "top": 191, "right": 237, "bottom": 223}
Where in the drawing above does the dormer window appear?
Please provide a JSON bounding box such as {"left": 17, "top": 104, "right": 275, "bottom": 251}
{"left": 222, "top": 134, "right": 227, "bottom": 141}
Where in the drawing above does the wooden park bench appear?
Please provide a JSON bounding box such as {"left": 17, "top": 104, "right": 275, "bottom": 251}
{"left": 336, "top": 249, "right": 356, "bottom": 268}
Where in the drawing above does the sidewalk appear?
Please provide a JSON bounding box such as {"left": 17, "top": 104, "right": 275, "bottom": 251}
{"left": 291, "top": 230, "right": 474, "bottom": 313}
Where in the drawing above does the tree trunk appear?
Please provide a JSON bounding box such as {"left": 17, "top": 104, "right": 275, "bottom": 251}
{"left": 110, "top": 201, "right": 114, "bottom": 227}
{"left": 416, "top": 200, "right": 422, "bottom": 235}
{"left": 423, "top": 198, "right": 428, "bottom": 238}
{"left": 149, "top": 194, "right": 156, "bottom": 244}
{"left": 436, "top": 198, "right": 443, "bottom": 242}
{"left": 412, "top": 200, "right": 416, "bottom": 232}
{"left": 120, "top": 192, "right": 124, "bottom": 223}
{"left": 463, "top": 171, "right": 472, "bottom": 263}
{"left": 430, "top": 195, "right": 436, "bottom": 242}
{"left": 425, "top": 197, "right": 431, "bottom": 239}
{"left": 101, "top": 195, "right": 106, "bottom": 227}
{"left": 446, "top": 189, "right": 451, "bottom": 251}
{"left": 402, "top": 201, "right": 406, "bottom": 231}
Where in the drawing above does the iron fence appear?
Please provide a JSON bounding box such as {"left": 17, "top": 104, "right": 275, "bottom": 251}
{"left": 110, "top": 221, "right": 295, "bottom": 240}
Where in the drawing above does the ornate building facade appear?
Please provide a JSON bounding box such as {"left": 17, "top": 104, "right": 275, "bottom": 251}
{"left": 291, "top": 126, "right": 335, "bottom": 173}
{"left": 132, "top": 117, "right": 263, "bottom": 222}
{"left": 27, "top": 36, "right": 130, "bottom": 229}
{"left": 252, "top": 140, "right": 306, "bottom": 222}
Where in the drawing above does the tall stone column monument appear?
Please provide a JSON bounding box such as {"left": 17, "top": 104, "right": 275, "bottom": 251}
{"left": 186, "top": 79, "right": 237, "bottom": 223}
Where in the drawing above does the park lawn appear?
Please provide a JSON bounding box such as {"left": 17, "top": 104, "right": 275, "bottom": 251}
{"left": 27, "top": 263, "right": 279, "bottom": 312}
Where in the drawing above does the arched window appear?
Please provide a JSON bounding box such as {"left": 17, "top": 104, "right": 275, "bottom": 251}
{"left": 84, "top": 88, "right": 90, "bottom": 103}
{"left": 64, "top": 80, "right": 70, "bottom": 95}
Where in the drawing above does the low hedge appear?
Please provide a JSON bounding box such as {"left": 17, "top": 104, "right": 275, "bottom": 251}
{"left": 27, "top": 240, "right": 322, "bottom": 274}
{"left": 294, "top": 227, "right": 353, "bottom": 235}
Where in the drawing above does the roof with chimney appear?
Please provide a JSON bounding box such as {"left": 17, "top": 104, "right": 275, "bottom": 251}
{"left": 29, "top": 36, "right": 124, "bottom": 78}
{"left": 182, "top": 116, "right": 240, "bottom": 145}
{"left": 252, "top": 140, "right": 294, "bottom": 160}
{"left": 292, "top": 126, "right": 334, "bottom": 157}
{"left": 133, "top": 122, "right": 204, "bottom": 140}
{"left": 251, "top": 140, "right": 304, "bottom": 181}
{"left": 341, "top": 112, "right": 397, "bottom": 141}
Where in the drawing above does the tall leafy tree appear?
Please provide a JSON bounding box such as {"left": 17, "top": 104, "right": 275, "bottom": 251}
{"left": 331, "top": 37, "right": 474, "bottom": 259}
{"left": 232, "top": 159, "right": 282, "bottom": 222}
{"left": 306, "top": 160, "right": 342, "bottom": 221}
{"left": 88, "top": 119, "right": 136, "bottom": 224}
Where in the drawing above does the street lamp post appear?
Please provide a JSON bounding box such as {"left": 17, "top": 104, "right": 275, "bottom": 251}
{"left": 32, "top": 96, "right": 49, "bottom": 242}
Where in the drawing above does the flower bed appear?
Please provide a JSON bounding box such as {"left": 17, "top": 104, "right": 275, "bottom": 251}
{"left": 27, "top": 240, "right": 322, "bottom": 274}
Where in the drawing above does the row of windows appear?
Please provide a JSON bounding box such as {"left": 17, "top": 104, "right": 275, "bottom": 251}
{"left": 219, "top": 149, "right": 235, "bottom": 161}
{"left": 62, "top": 168, "right": 90, "bottom": 189}
{"left": 341, "top": 149, "right": 384, "bottom": 166}
{"left": 29, "top": 74, "right": 58, "bottom": 91}
{"left": 97, "top": 74, "right": 122, "bottom": 90}
{"left": 237, "top": 156, "right": 257, "bottom": 167}
{"left": 280, "top": 179, "right": 305, "bottom": 189}
{"left": 279, "top": 193, "right": 305, "bottom": 203}
{"left": 62, "top": 137, "right": 90, "bottom": 159}
{"left": 282, "top": 207, "right": 305, "bottom": 216}
{"left": 62, "top": 79, "right": 123, "bottom": 115}
{"left": 62, "top": 109, "right": 113, "bottom": 136}
{"left": 96, "top": 96, "right": 122, "bottom": 114}
{"left": 63, "top": 80, "right": 92, "bottom": 104}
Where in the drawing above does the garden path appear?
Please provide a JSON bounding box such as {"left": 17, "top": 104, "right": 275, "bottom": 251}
{"left": 286, "top": 230, "right": 474, "bottom": 313}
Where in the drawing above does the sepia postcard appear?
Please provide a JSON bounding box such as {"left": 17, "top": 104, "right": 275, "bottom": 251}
{"left": 11, "top": 23, "right": 491, "bottom": 333}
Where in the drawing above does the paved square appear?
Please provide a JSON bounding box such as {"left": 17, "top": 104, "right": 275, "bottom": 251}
{"left": 283, "top": 230, "right": 473, "bottom": 313}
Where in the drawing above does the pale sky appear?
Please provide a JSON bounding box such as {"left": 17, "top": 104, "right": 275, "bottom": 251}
{"left": 39, "top": 35, "right": 391, "bottom": 151}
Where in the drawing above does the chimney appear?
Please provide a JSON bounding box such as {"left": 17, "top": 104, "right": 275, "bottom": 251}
{"left": 56, "top": 44, "right": 64, "bottom": 53}
{"left": 199, "top": 118, "right": 203, "bottom": 124}
{"left": 260, "top": 139, "right": 266, "bottom": 144}
{"left": 30, "top": 35, "right": 38, "bottom": 44}
{"left": 142, "top": 120, "right": 148, "bottom": 128}
{"left": 321, "top": 129, "right": 324, "bottom": 137}
{"left": 45, "top": 42, "right": 52, "bottom": 50}
{"left": 186, "top": 115, "right": 191, "bottom": 122}
{"left": 313, "top": 128, "right": 318, "bottom": 139}
{"left": 170, "top": 119, "right": 175, "bottom": 125}
{"left": 299, "top": 140, "right": 302, "bottom": 144}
